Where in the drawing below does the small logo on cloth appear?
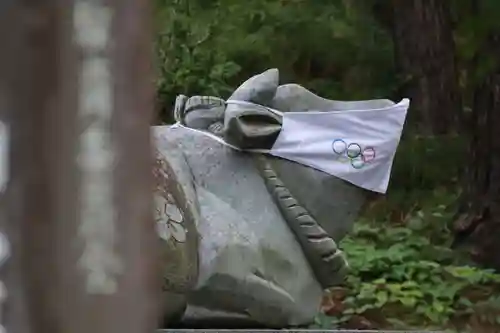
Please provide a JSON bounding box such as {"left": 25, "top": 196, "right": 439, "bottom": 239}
{"left": 331, "top": 139, "right": 376, "bottom": 169}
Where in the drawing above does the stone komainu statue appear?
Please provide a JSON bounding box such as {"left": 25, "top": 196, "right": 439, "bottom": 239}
{"left": 153, "top": 69, "right": 392, "bottom": 328}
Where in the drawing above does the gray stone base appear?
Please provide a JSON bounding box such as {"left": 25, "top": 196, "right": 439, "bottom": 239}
{"left": 156, "top": 329, "right": 440, "bottom": 333}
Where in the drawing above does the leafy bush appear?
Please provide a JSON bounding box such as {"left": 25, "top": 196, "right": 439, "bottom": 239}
{"left": 313, "top": 190, "right": 500, "bottom": 332}
{"left": 153, "top": 0, "right": 397, "bottom": 123}
{"left": 152, "top": 1, "right": 500, "bottom": 331}
{"left": 154, "top": 0, "right": 241, "bottom": 122}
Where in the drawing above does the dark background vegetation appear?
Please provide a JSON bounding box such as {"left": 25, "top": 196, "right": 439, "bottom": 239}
{"left": 153, "top": 0, "right": 500, "bottom": 331}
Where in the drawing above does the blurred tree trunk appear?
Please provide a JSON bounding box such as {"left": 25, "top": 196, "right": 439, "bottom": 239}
{"left": 453, "top": 32, "right": 500, "bottom": 270}
{"left": 391, "top": 0, "right": 461, "bottom": 135}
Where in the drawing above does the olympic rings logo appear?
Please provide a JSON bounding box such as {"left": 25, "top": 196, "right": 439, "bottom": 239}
{"left": 331, "top": 139, "right": 376, "bottom": 169}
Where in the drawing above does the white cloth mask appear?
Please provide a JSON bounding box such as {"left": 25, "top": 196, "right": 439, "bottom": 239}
{"left": 171, "top": 98, "right": 410, "bottom": 194}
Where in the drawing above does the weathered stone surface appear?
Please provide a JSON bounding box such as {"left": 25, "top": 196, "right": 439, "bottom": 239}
{"left": 178, "top": 306, "right": 276, "bottom": 328}
{"left": 154, "top": 68, "right": 385, "bottom": 328}
{"left": 153, "top": 143, "right": 200, "bottom": 324}
{"left": 265, "top": 156, "right": 365, "bottom": 243}
{"left": 255, "top": 155, "right": 353, "bottom": 288}
{"left": 157, "top": 330, "right": 425, "bottom": 333}
{"left": 264, "top": 83, "right": 376, "bottom": 244}
{"left": 271, "top": 83, "right": 395, "bottom": 112}
{"left": 264, "top": 82, "right": 386, "bottom": 244}
{"left": 183, "top": 96, "right": 225, "bottom": 130}
{"left": 227, "top": 68, "right": 279, "bottom": 105}
{"left": 223, "top": 68, "right": 282, "bottom": 149}
{"left": 155, "top": 328, "right": 418, "bottom": 333}
{"left": 219, "top": 69, "right": 365, "bottom": 288}
{"left": 154, "top": 125, "right": 323, "bottom": 327}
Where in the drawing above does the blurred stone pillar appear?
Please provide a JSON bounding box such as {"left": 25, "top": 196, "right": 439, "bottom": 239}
{"left": 0, "top": 1, "right": 161, "bottom": 332}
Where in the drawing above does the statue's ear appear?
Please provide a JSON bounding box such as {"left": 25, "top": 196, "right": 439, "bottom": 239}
{"left": 223, "top": 68, "right": 281, "bottom": 150}
{"left": 227, "top": 68, "right": 279, "bottom": 105}
{"left": 224, "top": 108, "right": 282, "bottom": 150}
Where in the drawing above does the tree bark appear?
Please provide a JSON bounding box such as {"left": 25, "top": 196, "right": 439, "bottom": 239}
{"left": 391, "top": 0, "right": 461, "bottom": 135}
{"left": 453, "top": 31, "right": 500, "bottom": 270}
{"left": 0, "top": 1, "right": 162, "bottom": 332}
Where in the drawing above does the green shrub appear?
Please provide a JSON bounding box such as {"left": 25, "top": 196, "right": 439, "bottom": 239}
{"left": 313, "top": 190, "right": 500, "bottom": 331}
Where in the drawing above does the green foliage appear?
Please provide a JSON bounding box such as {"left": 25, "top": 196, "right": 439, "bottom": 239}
{"left": 153, "top": 0, "right": 397, "bottom": 123}
{"left": 153, "top": 0, "right": 500, "bottom": 123}
{"left": 312, "top": 190, "right": 500, "bottom": 331}
{"left": 152, "top": 0, "right": 500, "bottom": 331}
{"left": 361, "top": 135, "right": 466, "bottom": 224}
{"left": 154, "top": 0, "right": 241, "bottom": 121}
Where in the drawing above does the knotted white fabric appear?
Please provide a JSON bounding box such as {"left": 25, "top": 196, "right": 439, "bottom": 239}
{"left": 173, "top": 98, "right": 410, "bottom": 194}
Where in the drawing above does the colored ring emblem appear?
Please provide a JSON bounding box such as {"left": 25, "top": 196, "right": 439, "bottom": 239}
{"left": 332, "top": 139, "right": 376, "bottom": 170}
